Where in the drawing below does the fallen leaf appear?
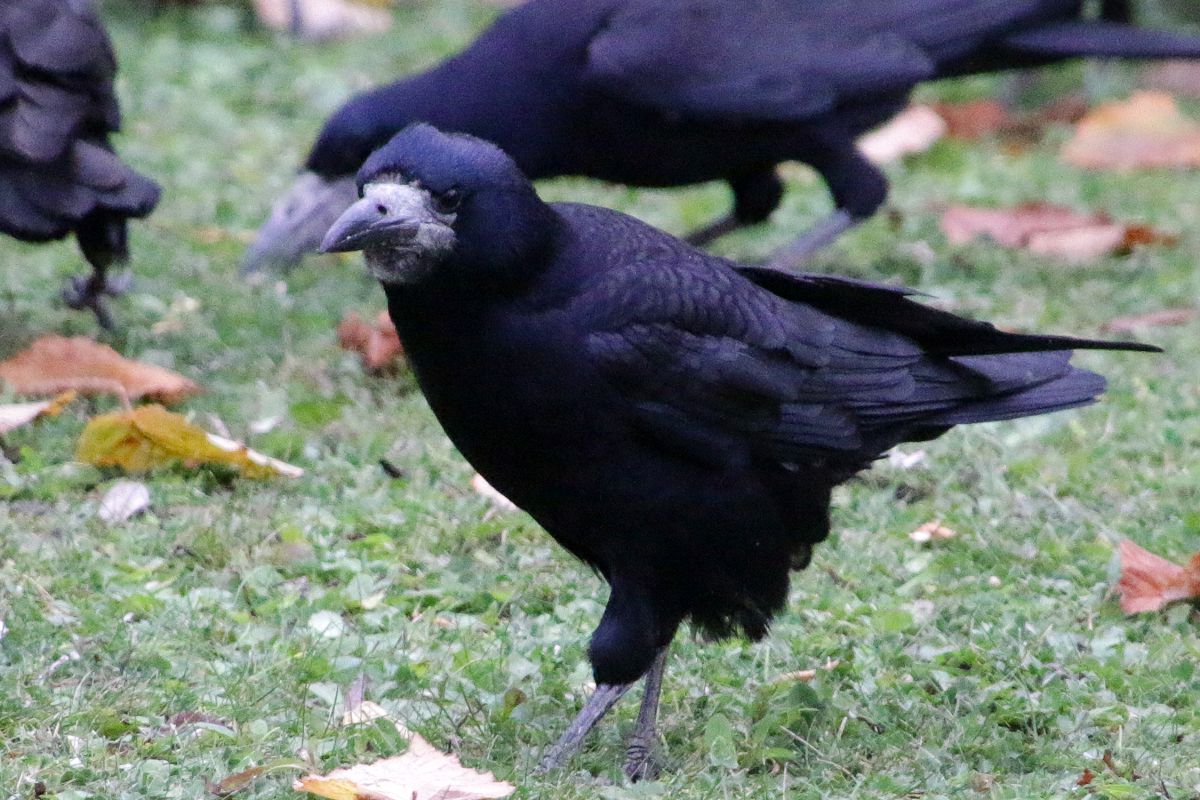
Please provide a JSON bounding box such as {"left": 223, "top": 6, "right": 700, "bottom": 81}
{"left": 857, "top": 105, "right": 947, "bottom": 165}
{"left": 940, "top": 203, "right": 1174, "bottom": 263}
{"left": 97, "top": 480, "right": 151, "bottom": 524}
{"left": 471, "top": 474, "right": 517, "bottom": 512}
{"left": 254, "top": 0, "right": 392, "bottom": 41}
{"left": 933, "top": 96, "right": 1088, "bottom": 143}
{"left": 1062, "top": 91, "right": 1200, "bottom": 171}
{"left": 209, "top": 760, "right": 308, "bottom": 798}
{"left": 774, "top": 659, "right": 840, "bottom": 683}
{"left": 295, "top": 728, "right": 514, "bottom": 800}
{"left": 0, "top": 336, "right": 199, "bottom": 404}
{"left": 887, "top": 449, "right": 927, "bottom": 470}
{"left": 1115, "top": 539, "right": 1200, "bottom": 614}
{"left": 337, "top": 311, "right": 404, "bottom": 373}
{"left": 1141, "top": 60, "right": 1200, "bottom": 100}
{"left": 76, "top": 405, "right": 303, "bottom": 478}
{"left": 933, "top": 100, "right": 1014, "bottom": 140}
{"left": 1101, "top": 307, "right": 1197, "bottom": 333}
{"left": 909, "top": 521, "right": 957, "bottom": 544}
{"left": 0, "top": 391, "right": 74, "bottom": 434}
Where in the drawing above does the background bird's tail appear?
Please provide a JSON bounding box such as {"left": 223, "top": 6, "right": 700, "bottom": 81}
{"left": 1001, "top": 21, "right": 1200, "bottom": 60}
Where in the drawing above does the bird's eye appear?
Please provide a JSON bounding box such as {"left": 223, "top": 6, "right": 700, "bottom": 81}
{"left": 433, "top": 188, "right": 462, "bottom": 215}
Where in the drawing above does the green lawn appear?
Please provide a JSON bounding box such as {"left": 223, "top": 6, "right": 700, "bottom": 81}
{"left": 1, "top": 3, "right": 1198, "bottom": 798}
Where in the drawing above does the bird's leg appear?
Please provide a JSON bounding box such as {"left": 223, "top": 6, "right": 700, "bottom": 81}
{"left": 766, "top": 209, "right": 859, "bottom": 270}
{"left": 684, "top": 214, "right": 744, "bottom": 248}
{"left": 767, "top": 131, "right": 886, "bottom": 270}
{"left": 62, "top": 263, "right": 131, "bottom": 331}
{"left": 623, "top": 646, "right": 668, "bottom": 782}
{"left": 536, "top": 682, "right": 631, "bottom": 774}
{"left": 685, "top": 170, "right": 784, "bottom": 248}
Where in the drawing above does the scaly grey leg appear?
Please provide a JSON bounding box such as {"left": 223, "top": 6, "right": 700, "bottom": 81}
{"left": 536, "top": 682, "right": 631, "bottom": 774}
{"left": 623, "top": 646, "right": 668, "bottom": 781}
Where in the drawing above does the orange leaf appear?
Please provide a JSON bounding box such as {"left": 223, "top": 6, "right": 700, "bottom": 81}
{"left": 933, "top": 100, "right": 1014, "bottom": 140}
{"left": 1062, "top": 91, "right": 1200, "bottom": 171}
{"left": 75, "top": 405, "right": 302, "bottom": 478}
{"left": 940, "top": 203, "right": 1172, "bottom": 263}
{"left": 1115, "top": 539, "right": 1200, "bottom": 614}
{"left": 0, "top": 336, "right": 199, "bottom": 404}
{"left": 337, "top": 311, "right": 404, "bottom": 373}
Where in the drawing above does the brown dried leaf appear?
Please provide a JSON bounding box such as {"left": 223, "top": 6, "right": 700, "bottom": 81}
{"left": 774, "top": 659, "right": 840, "bottom": 683}
{"left": 0, "top": 391, "right": 74, "bottom": 434}
{"left": 940, "top": 203, "right": 1173, "bottom": 263}
{"left": 0, "top": 336, "right": 199, "bottom": 404}
{"left": 933, "top": 100, "right": 1014, "bottom": 140}
{"left": 857, "top": 105, "right": 947, "bottom": 165}
{"left": 1115, "top": 539, "right": 1200, "bottom": 614}
{"left": 76, "top": 405, "right": 303, "bottom": 478}
{"left": 1101, "top": 307, "right": 1198, "bottom": 333}
{"left": 337, "top": 311, "right": 404, "bottom": 373}
{"left": 1141, "top": 60, "right": 1200, "bottom": 100}
{"left": 254, "top": 0, "right": 392, "bottom": 41}
{"left": 294, "top": 730, "right": 514, "bottom": 800}
{"left": 1062, "top": 91, "right": 1200, "bottom": 171}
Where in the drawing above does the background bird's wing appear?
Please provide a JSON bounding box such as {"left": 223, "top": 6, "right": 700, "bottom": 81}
{"left": 582, "top": 0, "right": 937, "bottom": 121}
{"left": 0, "top": 0, "right": 158, "bottom": 243}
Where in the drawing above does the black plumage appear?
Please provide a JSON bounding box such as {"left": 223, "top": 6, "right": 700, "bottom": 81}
{"left": 0, "top": 0, "right": 160, "bottom": 327}
{"left": 320, "top": 124, "right": 1157, "bottom": 777}
{"left": 246, "top": 0, "right": 1200, "bottom": 272}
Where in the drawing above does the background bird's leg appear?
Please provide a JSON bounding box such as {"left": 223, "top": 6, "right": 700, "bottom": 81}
{"left": 536, "top": 682, "right": 631, "bottom": 774}
{"left": 65, "top": 218, "right": 133, "bottom": 330}
{"left": 768, "top": 138, "right": 885, "bottom": 270}
{"left": 767, "top": 209, "right": 859, "bottom": 270}
{"left": 623, "top": 646, "right": 669, "bottom": 782}
{"left": 685, "top": 170, "right": 784, "bottom": 248}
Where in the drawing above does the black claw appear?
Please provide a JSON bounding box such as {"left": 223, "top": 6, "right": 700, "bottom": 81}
{"left": 61, "top": 269, "right": 131, "bottom": 329}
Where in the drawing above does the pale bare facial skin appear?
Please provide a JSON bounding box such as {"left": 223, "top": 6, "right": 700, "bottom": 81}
{"left": 319, "top": 182, "right": 457, "bottom": 285}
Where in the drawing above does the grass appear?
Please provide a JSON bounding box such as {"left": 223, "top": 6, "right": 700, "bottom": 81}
{"left": 1, "top": 2, "right": 1199, "bottom": 798}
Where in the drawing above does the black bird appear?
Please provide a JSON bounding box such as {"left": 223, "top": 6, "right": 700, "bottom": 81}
{"left": 320, "top": 124, "right": 1156, "bottom": 778}
{"left": 0, "top": 0, "right": 160, "bottom": 328}
{"left": 247, "top": 0, "right": 1200, "bottom": 273}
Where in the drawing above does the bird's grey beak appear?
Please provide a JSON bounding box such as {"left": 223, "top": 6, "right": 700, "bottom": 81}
{"left": 320, "top": 183, "right": 439, "bottom": 254}
{"left": 241, "top": 172, "right": 358, "bottom": 275}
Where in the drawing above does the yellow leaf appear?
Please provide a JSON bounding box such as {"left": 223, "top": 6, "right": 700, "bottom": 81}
{"left": 76, "top": 405, "right": 302, "bottom": 478}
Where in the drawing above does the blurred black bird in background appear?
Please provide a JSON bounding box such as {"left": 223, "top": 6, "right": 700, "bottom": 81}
{"left": 321, "top": 124, "right": 1157, "bottom": 779}
{"left": 1, "top": 0, "right": 160, "bottom": 329}
{"left": 247, "top": 0, "right": 1200, "bottom": 274}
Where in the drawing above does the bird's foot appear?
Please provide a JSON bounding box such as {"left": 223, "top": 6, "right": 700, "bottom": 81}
{"left": 535, "top": 683, "right": 631, "bottom": 774}
{"left": 684, "top": 214, "right": 744, "bottom": 248}
{"left": 767, "top": 209, "right": 857, "bottom": 271}
{"left": 62, "top": 270, "right": 132, "bottom": 330}
{"left": 622, "top": 733, "right": 662, "bottom": 782}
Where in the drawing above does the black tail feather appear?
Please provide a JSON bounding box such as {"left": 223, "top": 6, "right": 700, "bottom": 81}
{"left": 1003, "top": 21, "right": 1200, "bottom": 60}
{"left": 736, "top": 269, "right": 1161, "bottom": 358}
